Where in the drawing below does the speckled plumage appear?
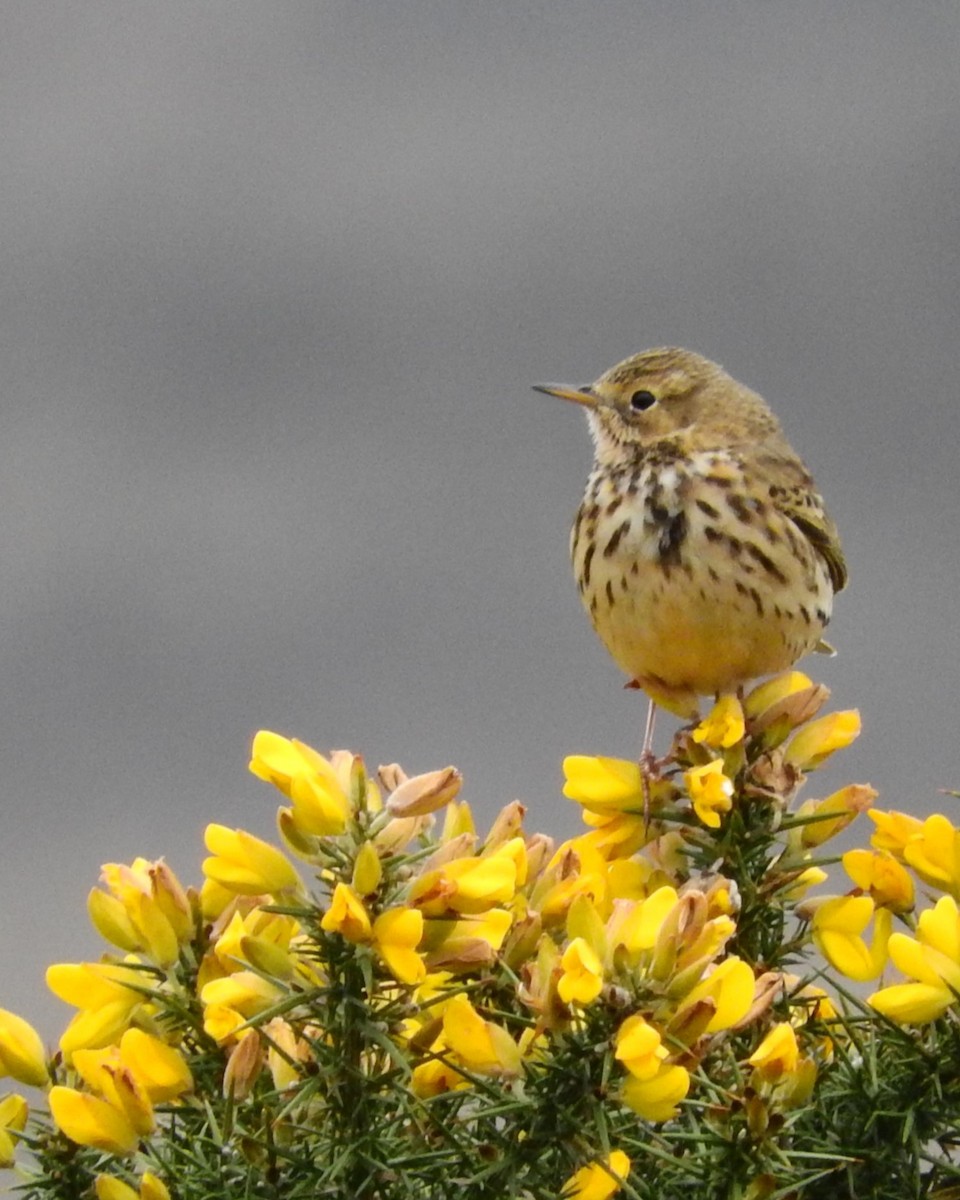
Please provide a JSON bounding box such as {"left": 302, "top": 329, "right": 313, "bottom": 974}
{"left": 536, "top": 348, "right": 846, "bottom": 718}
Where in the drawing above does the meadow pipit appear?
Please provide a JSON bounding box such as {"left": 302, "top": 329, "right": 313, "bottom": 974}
{"left": 535, "top": 347, "right": 846, "bottom": 739}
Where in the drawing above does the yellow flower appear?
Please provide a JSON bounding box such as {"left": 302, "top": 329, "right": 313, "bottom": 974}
{"left": 49, "top": 1087, "right": 143, "bottom": 1155}
{"left": 442, "top": 995, "right": 521, "bottom": 1076}
{"left": 373, "top": 907, "right": 425, "bottom": 984}
{"left": 113, "top": 1029, "right": 193, "bottom": 1101}
{"left": 901, "top": 814, "right": 960, "bottom": 900}
{"left": 577, "top": 812, "right": 651, "bottom": 862}
{"left": 561, "top": 1150, "right": 631, "bottom": 1200}
{"left": 321, "top": 883, "right": 373, "bottom": 943}
{"left": 675, "top": 957, "right": 755, "bottom": 1033}
{"left": 422, "top": 909, "right": 514, "bottom": 970}
{"left": 683, "top": 760, "right": 734, "bottom": 828}
{"left": 793, "top": 785, "right": 876, "bottom": 849}
{"left": 47, "top": 961, "right": 147, "bottom": 1057}
{"left": 532, "top": 839, "right": 610, "bottom": 924}
{"left": 95, "top": 1175, "right": 171, "bottom": 1200}
{"left": 0, "top": 1093, "right": 28, "bottom": 1168}
{"left": 869, "top": 895, "right": 960, "bottom": 1023}
{"left": 842, "top": 848, "right": 914, "bottom": 912}
{"left": 200, "top": 970, "right": 285, "bottom": 1042}
{"left": 50, "top": 1030, "right": 191, "bottom": 1155}
{"left": 784, "top": 710, "right": 860, "bottom": 770}
{"left": 409, "top": 845, "right": 519, "bottom": 916}
{"left": 748, "top": 1021, "right": 799, "bottom": 1077}
{"left": 562, "top": 756, "right": 644, "bottom": 813}
{"left": 621, "top": 1062, "right": 690, "bottom": 1122}
{"left": 198, "top": 877, "right": 237, "bottom": 922}
{"left": 201, "top": 970, "right": 284, "bottom": 1017}
{"left": 410, "top": 1040, "right": 469, "bottom": 1098}
{"left": 203, "top": 824, "right": 300, "bottom": 896}
{"left": 557, "top": 937, "right": 603, "bottom": 1006}
{"left": 614, "top": 1014, "right": 668, "bottom": 1080}
{"left": 608, "top": 885, "right": 679, "bottom": 960}
{"left": 747, "top": 1022, "right": 817, "bottom": 1107}
{"left": 211, "top": 908, "right": 300, "bottom": 977}
{"left": 89, "top": 859, "right": 192, "bottom": 967}
{"left": 0, "top": 1009, "right": 48, "bottom": 1087}
{"left": 249, "top": 731, "right": 349, "bottom": 836}
{"left": 869, "top": 808, "right": 925, "bottom": 856}
{"left": 692, "top": 694, "right": 745, "bottom": 748}
{"left": 811, "top": 895, "right": 891, "bottom": 981}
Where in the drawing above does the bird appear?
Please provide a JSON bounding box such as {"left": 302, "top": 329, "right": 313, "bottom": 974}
{"left": 534, "top": 347, "right": 846, "bottom": 745}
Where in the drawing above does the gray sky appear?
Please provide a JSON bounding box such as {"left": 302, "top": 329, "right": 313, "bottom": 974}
{"left": 3, "top": 2, "right": 960, "bottom": 1034}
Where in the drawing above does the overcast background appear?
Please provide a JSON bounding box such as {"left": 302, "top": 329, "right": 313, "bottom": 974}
{"left": 3, "top": 3, "right": 959, "bottom": 1036}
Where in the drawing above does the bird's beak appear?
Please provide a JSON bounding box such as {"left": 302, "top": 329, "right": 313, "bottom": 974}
{"left": 532, "top": 383, "right": 600, "bottom": 409}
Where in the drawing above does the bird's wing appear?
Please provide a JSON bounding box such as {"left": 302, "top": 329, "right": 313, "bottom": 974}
{"left": 747, "top": 445, "right": 848, "bottom": 594}
{"left": 773, "top": 485, "right": 848, "bottom": 594}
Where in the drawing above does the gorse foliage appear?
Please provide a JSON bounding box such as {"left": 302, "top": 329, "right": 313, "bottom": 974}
{"left": 3, "top": 672, "right": 960, "bottom": 1199}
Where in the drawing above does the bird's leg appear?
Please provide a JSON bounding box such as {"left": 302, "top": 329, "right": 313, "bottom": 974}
{"left": 640, "top": 698, "right": 658, "bottom": 766}
{"left": 626, "top": 682, "right": 670, "bottom": 825}
{"left": 640, "top": 698, "right": 658, "bottom": 827}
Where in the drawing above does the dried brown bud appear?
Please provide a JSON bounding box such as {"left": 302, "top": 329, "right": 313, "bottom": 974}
{"left": 523, "top": 833, "right": 555, "bottom": 879}
{"left": 750, "top": 683, "right": 830, "bottom": 739}
{"left": 484, "top": 801, "right": 526, "bottom": 849}
{"left": 425, "top": 938, "right": 499, "bottom": 971}
{"left": 377, "top": 762, "right": 408, "bottom": 793}
{"left": 387, "top": 766, "right": 463, "bottom": 817}
{"left": 222, "top": 1031, "right": 263, "bottom": 1100}
{"left": 732, "top": 971, "right": 783, "bottom": 1029}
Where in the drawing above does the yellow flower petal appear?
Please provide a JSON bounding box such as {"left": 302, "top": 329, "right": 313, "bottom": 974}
{"left": 558, "top": 937, "right": 603, "bottom": 1006}
{"left": 321, "top": 883, "right": 373, "bottom": 943}
{"left": 0, "top": 1009, "right": 48, "bottom": 1087}
{"left": 614, "top": 1014, "right": 667, "bottom": 1081}
{"left": 622, "top": 1063, "right": 690, "bottom": 1122}
{"left": 692, "top": 695, "right": 745, "bottom": 749}
{"left": 743, "top": 671, "right": 813, "bottom": 718}
{"left": 812, "top": 897, "right": 891, "bottom": 981}
{"left": 747, "top": 1022, "right": 799, "bottom": 1077}
{"left": 903, "top": 814, "right": 960, "bottom": 899}
{"left": 203, "top": 824, "right": 300, "bottom": 896}
{"left": 562, "top": 756, "right": 644, "bottom": 813}
{"left": 784, "top": 710, "right": 860, "bottom": 770}
{"left": 119, "top": 1029, "right": 193, "bottom": 1101}
{"left": 842, "top": 848, "right": 914, "bottom": 911}
{"left": 868, "top": 981, "right": 953, "bottom": 1024}
{"left": 373, "top": 907, "right": 425, "bottom": 985}
{"left": 679, "top": 956, "right": 755, "bottom": 1032}
{"left": 562, "top": 1150, "right": 631, "bottom": 1200}
{"left": 683, "top": 760, "right": 733, "bottom": 829}
{"left": 249, "top": 734, "right": 348, "bottom": 835}
{"left": 49, "top": 1086, "right": 143, "bottom": 1155}
{"left": 95, "top": 1177, "right": 140, "bottom": 1200}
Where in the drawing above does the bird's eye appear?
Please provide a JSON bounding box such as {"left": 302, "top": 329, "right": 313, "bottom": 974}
{"left": 629, "top": 389, "right": 657, "bottom": 412}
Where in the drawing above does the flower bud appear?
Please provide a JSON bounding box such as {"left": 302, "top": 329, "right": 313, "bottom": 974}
{"left": 784, "top": 710, "right": 861, "bottom": 771}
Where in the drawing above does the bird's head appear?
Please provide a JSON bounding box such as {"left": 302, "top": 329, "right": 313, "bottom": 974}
{"left": 534, "top": 347, "right": 782, "bottom": 463}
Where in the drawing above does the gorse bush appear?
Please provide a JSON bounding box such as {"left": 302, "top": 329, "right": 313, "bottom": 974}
{"left": 3, "top": 672, "right": 960, "bottom": 1199}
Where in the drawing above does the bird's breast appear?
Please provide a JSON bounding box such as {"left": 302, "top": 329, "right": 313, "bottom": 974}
{"left": 570, "top": 450, "right": 835, "bottom": 697}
